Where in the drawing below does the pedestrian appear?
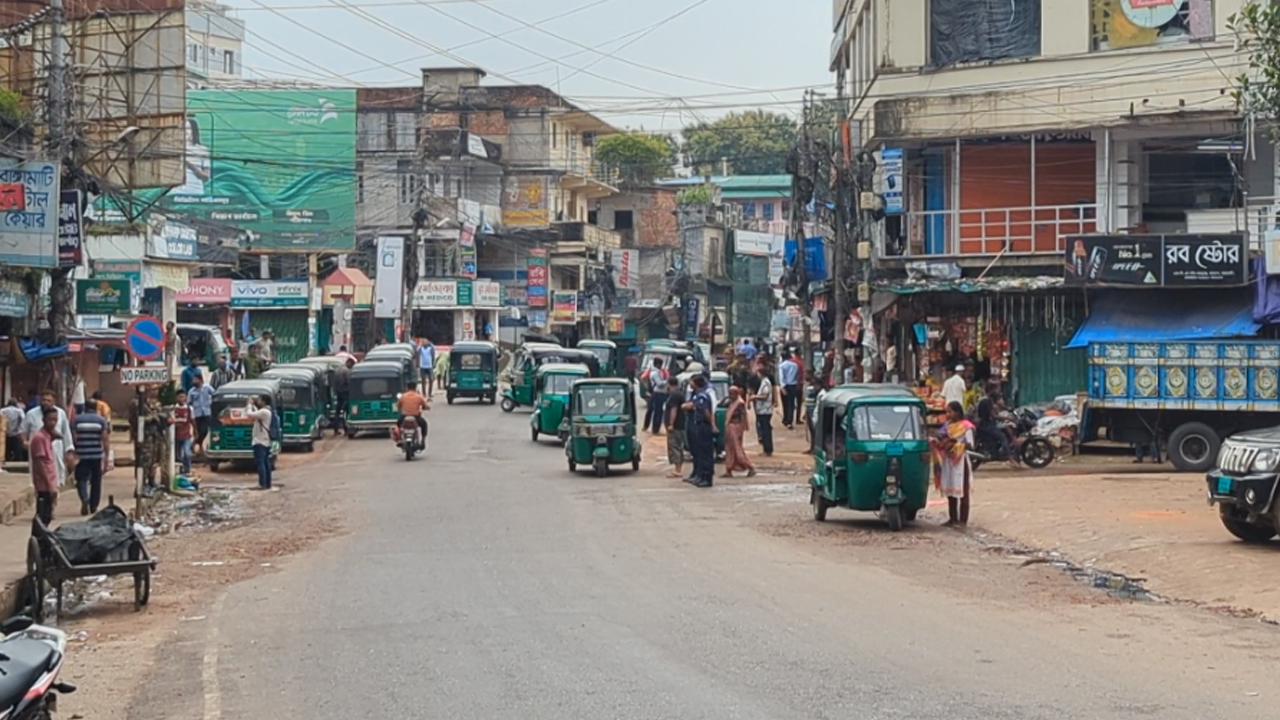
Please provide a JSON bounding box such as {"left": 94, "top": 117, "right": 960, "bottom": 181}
{"left": 721, "top": 387, "right": 756, "bottom": 479}
{"left": 30, "top": 407, "right": 61, "bottom": 525}
{"left": 2, "top": 398, "right": 25, "bottom": 464}
{"left": 682, "top": 374, "right": 717, "bottom": 488}
{"left": 210, "top": 353, "right": 234, "bottom": 389}
{"left": 225, "top": 348, "right": 247, "bottom": 381}
{"left": 935, "top": 401, "right": 975, "bottom": 527}
{"left": 24, "top": 388, "right": 38, "bottom": 412}
{"left": 623, "top": 352, "right": 638, "bottom": 382}
{"left": 189, "top": 373, "right": 214, "bottom": 454}
{"left": 663, "top": 377, "right": 687, "bottom": 479}
{"left": 751, "top": 365, "right": 775, "bottom": 456}
{"left": 180, "top": 357, "right": 203, "bottom": 393}
{"left": 417, "top": 337, "right": 437, "bottom": 395}
{"left": 91, "top": 391, "right": 111, "bottom": 422}
{"left": 942, "top": 364, "right": 967, "bottom": 409}
{"left": 333, "top": 356, "right": 354, "bottom": 435}
{"left": 642, "top": 358, "right": 669, "bottom": 434}
{"left": 259, "top": 330, "right": 276, "bottom": 365}
{"left": 740, "top": 338, "right": 758, "bottom": 362}
{"left": 1132, "top": 441, "right": 1160, "bottom": 464}
{"left": 172, "top": 389, "right": 194, "bottom": 475}
{"left": 245, "top": 344, "right": 265, "bottom": 379}
{"left": 728, "top": 353, "right": 751, "bottom": 393}
{"left": 137, "top": 388, "right": 166, "bottom": 491}
{"left": 21, "top": 391, "right": 74, "bottom": 489}
{"left": 72, "top": 399, "right": 109, "bottom": 515}
{"left": 69, "top": 367, "right": 86, "bottom": 415}
{"left": 778, "top": 351, "right": 801, "bottom": 429}
{"left": 245, "top": 395, "right": 274, "bottom": 490}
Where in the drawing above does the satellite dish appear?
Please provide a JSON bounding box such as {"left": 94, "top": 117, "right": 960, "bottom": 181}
{"left": 1119, "top": 0, "right": 1180, "bottom": 29}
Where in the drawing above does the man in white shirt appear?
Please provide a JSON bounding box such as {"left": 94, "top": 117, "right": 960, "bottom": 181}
{"left": 245, "top": 396, "right": 274, "bottom": 490}
{"left": 20, "top": 391, "right": 75, "bottom": 488}
{"left": 751, "top": 366, "right": 775, "bottom": 456}
{"left": 941, "top": 364, "right": 968, "bottom": 409}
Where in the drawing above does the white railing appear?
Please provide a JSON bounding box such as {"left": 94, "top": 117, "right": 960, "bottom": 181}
{"left": 896, "top": 203, "right": 1098, "bottom": 257}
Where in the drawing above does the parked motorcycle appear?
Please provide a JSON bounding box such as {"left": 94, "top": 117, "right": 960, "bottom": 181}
{"left": 970, "top": 409, "right": 1056, "bottom": 470}
{"left": 392, "top": 416, "right": 427, "bottom": 461}
{"left": 0, "top": 616, "right": 75, "bottom": 719}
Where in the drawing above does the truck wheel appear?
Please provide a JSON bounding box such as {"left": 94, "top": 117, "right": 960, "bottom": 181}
{"left": 1168, "top": 422, "right": 1220, "bottom": 472}
{"left": 1220, "top": 507, "right": 1276, "bottom": 543}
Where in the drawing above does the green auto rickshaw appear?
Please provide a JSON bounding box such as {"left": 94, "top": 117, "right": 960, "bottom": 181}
{"left": 446, "top": 341, "right": 499, "bottom": 405}
{"left": 261, "top": 365, "right": 326, "bottom": 451}
{"left": 639, "top": 346, "right": 697, "bottom": 402}
{"left": 577, "top": 339, "right": 619, "bottom": 377}
{"left": 345, "top": 360, "right": 410, "bottom": 438}
{"left": 565, "top": 378, "right": 641, "bottom": 477}
{"left": 295, "top": 355, "right": 348, "bottom": 429}
{"left": 365, "top": 344, "right": 418, "bottom": 388}
{"left": 501, "top": 344, "right": 602, "bottom": 412}
{"left": 809, "top": 385, "right": 931, "bottom": 531}
{"left": 206, "top": 378, "right": 282, "bottom": 472}
{"left": 530, "top": 363, "right": 592, "bottom": 443}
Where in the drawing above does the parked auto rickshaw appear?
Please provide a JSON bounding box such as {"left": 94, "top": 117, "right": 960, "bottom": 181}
{"left": 206, "top": 378, "right": 282, "bottom": 472}
{"left": 577, "top": 339, "right": 619, "bottom": 377}
{"left": 261, "top": 365, "right": 326, "bottom": 451}
{"left": 445, "top": 341, "right": 499, "bottom": 404}
{"left": 809, "top": 385, "right": 931, "bottom": 531}
{"left": 294, "top": 355, "right": 348, "bottom": 428}
{"left": 346, "top": 360, "right": 411, "bottom": 438}
{"left": 500, "top": 344, "right": 602, "bottom": 412}
{"left": 530, "top": 363, "right": 591, "bottom": 443}
{"left": 565, "top": 378, "right": 640, "bottom": 477}
{"left": 364, "top": 344, "right": 418, "bottom": 387}
{"left": 639, "top": 346, "right": 697, "bottom": 402}
{"left": 176, "top": 323, "right": 231, "bottom": 373}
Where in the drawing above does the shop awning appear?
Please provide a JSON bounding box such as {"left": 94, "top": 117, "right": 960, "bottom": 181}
{"left": 1065, "top": 290, "right": 1260, "bottom": 349}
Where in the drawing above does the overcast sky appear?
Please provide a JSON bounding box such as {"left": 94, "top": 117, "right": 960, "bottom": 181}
{"left": 223, "top": 0, "right": 833, "bottom": 131}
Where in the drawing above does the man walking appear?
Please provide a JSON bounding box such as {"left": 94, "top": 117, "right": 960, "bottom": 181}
{"left": 663, "top": 377, "right": 687, "bottom": 479}
{"left": 942, "top": 364, "right": 967, "bottom": 410}
{"left": 21, "top": 391, "right": 74, "bottom": 490}
{"left": 683, "top": 375, "right": 717, "bottom": 488}
{"left": 778, "top": 351, "right": 801, "bottom": 429}
{"left": 30, "top": 407, "right": 61, "bottom": 525}
{"left": 245, "top": 395, "right": 274, "bottom": 490}
{"left": 417, "top": 338, "right": 437, "bottom": 395}
{"left": 642, "top": 358, "right": 669, "bottom": 434}
{"left": 2, "top": 398, "right": 25, "bottom": 464}
{"left": 190, "top": 373, "right": 214, "bottom": 454}
{"left": 244, "top": 344, "right": 265, "bottom": 379}
{"left": 751, "top": 365, "right": 775, "bottom": 456}
{"left": 333, "top": 356, "right": 354, "bottom": 435}
{"left": 72, "top": 399, "right": 109, "bottom": 515}
{"left": 225, "top": 348, "right": 247, "bottom": 381}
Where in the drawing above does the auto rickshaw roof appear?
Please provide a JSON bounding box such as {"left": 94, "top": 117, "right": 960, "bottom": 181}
{"left": 350, "top": 360, "right": 407, "bottom": 377}
{"left": 709, "top": 371, "right": 730, "bottom": 381}
{"left": 213, "top": 378, "right": 281, "bottom": 398}
{"left": 375, "top": 342, "right": 417, "bottom": 353}
{"left": 571, "top": 377, "right": 632, "bottom": 388}
{"left": 365, "top": 345, "right": 416, "bottom": 359}
{"left": 536, "top": 363, "right": 592, "bottom": 377}
{"left": 262, "top": 366, "right": 322, "bottom": 382}
{"left": 451, "top": 341, "right": 498, "bottom": 355}
{"left": 295, "top": 355, "right": 347, "bottom": 367}
{"left": 577, "top": 339, "right": 617, "bottom": 349}
{"left": 820, "top": 384, "right": 925, "bottom": 407}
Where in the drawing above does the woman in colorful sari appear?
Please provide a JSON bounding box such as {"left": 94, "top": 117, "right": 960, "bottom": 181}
{"left": 721, "top": 387, "right": 757, "bottom": 479}
{"left": 934, "top": 401, "right": 975, "bottom": 526}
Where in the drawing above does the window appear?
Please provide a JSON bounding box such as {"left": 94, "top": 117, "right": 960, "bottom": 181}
{"left": 398, "top": 159, "right": 419, "bottom": 205}
{"left": 614, "top": 210, "right": 634, "bottom": 231}
{"left": 188, "top": 43, "right": 200, "bottom": 63}
{"left": 742, "top": 201, "right": 756, "bottom": 218}
{"left": 356, "top": 161, "right": 365, "bottom": 205}
{"left": 551, "top": 123, "right": 558, "bottom": 149}
{"left": 394, "top": 113, "right": 417, "bottom": 151}
{"left": 929, "top": 0, "right": 1041, "bottom": 67}
{"left": 358, "top": 112, "right": 388, "bottom": 152}
{"left": 762, "top": 203, "right": 775, "bottom": 221}
{"left": 222, "top": 50, "right": 235, "bottom": 74}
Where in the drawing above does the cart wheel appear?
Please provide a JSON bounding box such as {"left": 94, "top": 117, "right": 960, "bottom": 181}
{"left": 208, "top": 460, "right": 221, "bottom": 472}
{"left": 884, "top": 505, "right": 904, "bottom": 532}
{"left": 501, "top": 397, "right": 515, "bottom": 413}
{"left": 594, "top": 458, "right": 608, "bottom": 478}
{"left": 632, "top": 455, "right": 641, "bottom": 472}
{"left": 26, "top": 537, "right": 44, "bottom": 623}
{"left": 135, "top": 568, "right": 151, "bottom": 609}
{"left": 811, "top": 488, "right": 829, "bottom": 522}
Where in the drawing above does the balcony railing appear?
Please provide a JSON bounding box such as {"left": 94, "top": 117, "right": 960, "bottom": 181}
{"left": 893, "top": 203, "right": 1098, "bottom": 258}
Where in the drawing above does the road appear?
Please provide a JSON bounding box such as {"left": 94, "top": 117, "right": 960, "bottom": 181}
{"left": 129, "top": 401, "right": 1280, "bottom": 720}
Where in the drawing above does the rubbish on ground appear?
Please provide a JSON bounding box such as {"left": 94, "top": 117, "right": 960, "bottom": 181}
{"left": 190, "top": 561, "right": 225, "bottom": 567}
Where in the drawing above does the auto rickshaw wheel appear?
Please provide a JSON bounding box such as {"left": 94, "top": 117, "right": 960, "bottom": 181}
{"left": 447, "top": 394, "right": 455, "bottom": 405}
{"left": 632, "top": 455, "right": 640, "bottom": 472}
{"left": 594, "top": 458, "right": 608, "bottom": 478}
{"left": 531, "top": 427, "right": 539, "bottom": 442}
{"left": 884, "top": 505, "right": 905, "bottom": 532}
{"left": 302, "top": 441, "right": 314, "bottom": 453}
{"left": 905, "top": 507, "right": 919, "bottom": 522}
{"left": 208, "top": 460, "right": 221, "bottom": 472}
{"left": 811, "top": 488, "right": 829, "bottom": 522}
{"left": 345, "top": 426, "right": 357, "bottom": 439}
{"left": 501, "top": 397, "right": 515, "bottom": 413}
{"left": 568, "top": 458, "right": 577, "bottom": 472}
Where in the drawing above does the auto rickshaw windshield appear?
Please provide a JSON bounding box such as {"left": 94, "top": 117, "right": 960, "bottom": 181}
{"left": 850, "top": 405, "right": 924, "bottom": 441}
{"left": 583, "top": 346, "right": 611, "bottom": 365}
{"left": 544, "top": 374, "right": 577, "bottom": 394}
{"left": 212, "top": 395, "right": 266, "bottom": 420}
{"left": 578, "top": 386, "right": 628, "bottom": 415}
{"left": 453, "top": 352, "right": 491, "bottom": 371}
{"left": 354, "top": 377, "right": 395, "bottom": 397}
{"left": 711, "top": 381, "right": 730, "bottom": 405}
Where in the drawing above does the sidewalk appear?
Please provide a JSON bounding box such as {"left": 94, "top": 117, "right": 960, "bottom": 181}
{"left": 973, "top": 470, "right": 1280, "bottom": 620}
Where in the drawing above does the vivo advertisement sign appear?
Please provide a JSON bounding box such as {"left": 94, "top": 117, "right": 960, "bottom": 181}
{"left": 231, "top": 279, "right": 309, "bottom": 308}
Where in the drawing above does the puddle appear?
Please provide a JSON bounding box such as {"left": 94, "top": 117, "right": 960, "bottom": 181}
{"left": 970, "top": 531, "right": 1162, "bottom": 603}
{"left": 719, "top": 483, "right": 808, "bottom": 503}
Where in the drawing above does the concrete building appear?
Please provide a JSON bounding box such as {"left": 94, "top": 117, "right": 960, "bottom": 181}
{"left": 186, "top": 1, "right": 244, "bottom": 80}
{"left": 830, "top": 0, "right": 1270, "bottom": 403}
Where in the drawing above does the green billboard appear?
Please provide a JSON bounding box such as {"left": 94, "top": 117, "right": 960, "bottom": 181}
{"left": 163, "top": 89, "right": 357, "bottom": 252}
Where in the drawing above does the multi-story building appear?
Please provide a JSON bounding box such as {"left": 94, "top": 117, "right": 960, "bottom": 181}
{"left": 831, "top": 0, "right": 1268, "bottom": 403}
{"left": 186, "top": 1, "right": 243, "bottom": 80}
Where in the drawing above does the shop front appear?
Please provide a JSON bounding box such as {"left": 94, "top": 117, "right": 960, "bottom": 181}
{"left": 411, "top": 279, "right": 503, "bottom": 345}
{"left": 177, "top": 277, "right": 233, "bottom": 332}
{"left": 231, "top": 279, "right": 310, "bottom": 364}
{"left": 320, "top": 268, "right": 374, "bottom": 353}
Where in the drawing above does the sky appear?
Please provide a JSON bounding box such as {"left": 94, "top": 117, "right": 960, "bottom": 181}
{"left": 221, "top": 0, "right": 834, "bottom": 132}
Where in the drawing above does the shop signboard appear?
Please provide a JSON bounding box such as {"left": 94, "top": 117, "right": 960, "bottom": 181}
{"left": 148, "top": 220, "right": 199, "bottom": 262}
{"left": 880, "top": 148, "right": 904, "bottom": 215}
{"left": 1064, "top": 234, "right": 1249, "bottom": 287}
{"left": 177, "top": 278, "right": 232, "bottom": 304}
{"left": 502, "top": 283, "right": 528, "bottom": 307}
{"left": 57, "top": 189, "right": 84, "bottom": 267}
{"left": 735, "top": 230, "right": 777, "bottom": 257}
{"left": 76, "top": 279, "right": 132, "bottom": 314}
{"left": 414, "top": 280, "right": 457, "bottom": 308}
{"left": 527, "top": 248, "right": 548, "bottom": 308}
{"left": 684, "top": 297, "right": 701, "bottom": 341}
{"left": 92, "top": 259, "right": 143, "bottom": 314}
{"left": 374, "top": 236, "right": 405, "bottom": 318}
{"left": 610, "top": 249, "right": 637, "bottom": 290}
{"left": 145, "top": 263, "right": 191, "bottom": 291}
{"left": 0, "top": 281, "right": 29, "bottom": 318}
{"left": 459, "top": 224, "right": 477, "bottom": 279}
{"left": 456, "top": 279, "right": 473, "bottom": 307}
{"left": 550, "top": 292, "right": 578, "bottom": 325}
{"left": 164, "top": 89, "right": 358, "bottom": 252}
{"left": 527, "top": 309, "right": 548, "bottom": 328}
{"left": 231, "top": 280, "right": 309, "bottom": 308}
{"left": 0, "top": 160, "right": 60, "bottom": 268}
{"left": 474, "top": 280, "right": 502, "bottom": 307}
{"left": 121, "top": 365, "right": 171, "bottom": 385}
{"left": 502, "top": 176, "right": 550, "bottom": 227}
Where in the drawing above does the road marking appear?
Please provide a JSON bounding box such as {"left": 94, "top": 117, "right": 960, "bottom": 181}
{"left": 202, "top": 593, "right": 226, "bottom": 720}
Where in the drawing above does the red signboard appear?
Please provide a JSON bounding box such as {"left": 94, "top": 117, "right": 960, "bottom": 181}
{"left": 176, "top": 278, "right": 232, "bottom": 304}
{"left": 527, "top": 247, "right": 548, "bottom": 308}
{"left": 0, "top": 183, "right": 25, "bottom": 212}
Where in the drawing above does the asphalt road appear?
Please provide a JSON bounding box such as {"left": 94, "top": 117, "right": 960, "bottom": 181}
{"left": 133, "top": 402, "right": 1280, "bottom": 720}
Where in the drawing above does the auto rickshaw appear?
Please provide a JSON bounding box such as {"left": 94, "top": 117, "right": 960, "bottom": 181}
{"left": 206, "top": 378, "right": 282, "bottom": 472}
{"left": 577, "top": 339, "right": 619, "bottom": 377}
{"left": 809, "top": 385, "right": 931, "bottom": 531}
{"left": 445, "top": 341, "right": 499, "bottom": 404}
{"left": 500, "top": 344, "right": 602, "bottom": 412}
{"left": 345, "top": 360, "right": 410, "bottom": 438}
{"left": 261, "top": 365, "right": 326, "bottom": 451}
{"left": 530, "top": 363, "right": 591, "bottom": 443}
{"left": 294, "top": 355, "right": 348, "bottom": 428}
{"left": 639, "top": 345, "right": 697, "bottom": 402}
{"left": 365, "top": 344, "right": 418, "bottom": 387}
{"left": 564, "top": 378, "right": 640, "bottom": 477}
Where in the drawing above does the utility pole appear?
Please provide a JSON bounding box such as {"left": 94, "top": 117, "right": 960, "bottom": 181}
{"left": 832, "top": 161, "right": 850, "bottom": 386}
{"left": 47, "top": 0, "right": 68, "bottom": 162}
{"left": 788, "top": 91, "right": 815, "bottom": 375}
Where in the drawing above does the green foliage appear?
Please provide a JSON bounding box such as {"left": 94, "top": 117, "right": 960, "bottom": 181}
{"left": 0, "top": 89, "right": 31, "bottom": 134}
{"left": 595, "top": 132, "right": 676, "bottom": 185}
{"left": 676, "top": 185, "right": 712, "bottom": 206}
{"left": 1231, "top": 3, "right": 1280, "bottom": 120}
{"left": 681, "top": 110, "right": 798, "bottom": 176}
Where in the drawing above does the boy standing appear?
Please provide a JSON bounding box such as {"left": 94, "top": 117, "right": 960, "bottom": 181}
{"left": 172, "top": 390, "right": 194, "bottom": 475}
{"left": 30, "top": 407, "right": 61, "bottom": 524}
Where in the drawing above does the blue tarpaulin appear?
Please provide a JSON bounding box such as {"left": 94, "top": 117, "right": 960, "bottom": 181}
{"left": 1066, "top": 290, "right": 1260, "bottom": 349}
{"left": 783, "top": 237, "right": 827, "bottom": 282}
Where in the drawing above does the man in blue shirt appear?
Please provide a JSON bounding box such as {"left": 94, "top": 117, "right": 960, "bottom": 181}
{"left": 189, "top": 372, "right": 214, "bottom": 454}
{"left": 778, "top": 351, "right": 801, "bottom": 429}
{"left": 180, "top": 358, "right": 203, "bottom": 393}
{"left": 72, "top": 399, "right": 110, "bottom": 515}
{"left": 417, "top": 338, "right": 437, "bottom": 396}
{"left": 740, "top": 339, "right": 757, "bottom": 362}
{"left": 682, "top": 375, "right": 718, "bottom": 488}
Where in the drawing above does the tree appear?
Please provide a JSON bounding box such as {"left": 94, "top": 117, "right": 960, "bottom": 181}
{"left": 681, "top": 110, "right": 798, "bottom": 176}
{"left": 594, "top": 132, "right": 676, "bottom": 185}
{"left": 1232, "top": 3, "right": 1280, "bottom": 121}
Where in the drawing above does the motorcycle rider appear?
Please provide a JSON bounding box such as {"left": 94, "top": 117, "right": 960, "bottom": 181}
{"left": 395, "top": 386, "right": 430, "bottom": 449}
{"left": 975, "top": 392, "right": 1018, "bottom": 466}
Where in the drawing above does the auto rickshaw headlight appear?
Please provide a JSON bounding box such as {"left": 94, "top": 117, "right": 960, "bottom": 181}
{"left": 210, "top": 431, "right": 220, "bottom": 443}
{"left": 596, "top": 436, "right": 608, "bottom": 446}
{"left": 886, "top": 485, "right": 899, "bottom": 497}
